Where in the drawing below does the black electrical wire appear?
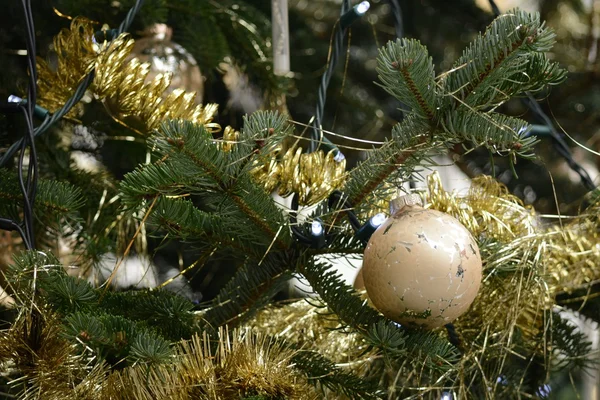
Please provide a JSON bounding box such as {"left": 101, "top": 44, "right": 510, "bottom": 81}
{"left": 328, "top": 190, "right": 361, "bottom": 232}
{"left": 524, "top": 94, "right": 596, "bottom": 190}
{"left": 0, "top": 0, "right": 146, "bottom": 249}
{"left": 310, "top": 0, "right": 353, "bottom": 153}
{"left": 0, "top": 0, "right": 145, "bottom": 167}
{"left": 487, "top": 0, "right": 501, "bottom": 16}
{"left": 13, "top": 0, "right": 39, "bottom": 249}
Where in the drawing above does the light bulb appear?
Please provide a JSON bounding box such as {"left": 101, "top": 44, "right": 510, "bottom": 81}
{"left": 356, "top": 1, "right": 370, "bottom": 15}
{"left": 311, "top": 220, "right": 323, "bottom": 236}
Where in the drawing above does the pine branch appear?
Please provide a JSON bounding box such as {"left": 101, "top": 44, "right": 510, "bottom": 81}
{"left": 119, "top": 161, "right": 191, "bottom": 209}
{"left": 228, "top": 179, "right": 290, "bottom": 250}
{"left": 520, "top": 52, "right": 567, "bottom": 92}
{"left": 6, "top": 251, "right": 64, "bottom": 298}
{"left": 443, "top": 9, "right": 565, "bottom": 109}
{"left": 441, "top": 110, "right": 539, "bottom": 157}
{"left": 150, "top": 120, "right": 292, "bottom": 249}
{"left": 99, "top": 290, "right": 197, "bottom": 341}
{"left": 550, "top": 312, "right": 594, "bottom": 371}
{"left": 376, "top": 38, "right": 438, "bottom": 121}
{"left": 129, "top": 330, "right": 173, "bottom": 365}
{"left": 293, "top": 350, "right": 382, "bottom": 400}
{"left": 0, "top": 170, "right": 83, "bottom": 223}
{"left": 154, "top": 120, "right": 234, "bottom": 189}
{"left": 64, "top": 312, "right": 173, "bottom": 367}
{"left": 238, "top": 111, "right": 293, "bottom": 173}
{"left": 299, "top": 260, "right": 459, "bottom": 368}
{"left": 200, "top": 254, "right": 292, "bottom": 331}
{"left": 344, "top": 116, "right": 437, "bottom": 208}
{"left": 148, "top": 196, "right": 231, "bottom": 245}
{"left": 42, "top": 273, "right": 98, "bottom": 315}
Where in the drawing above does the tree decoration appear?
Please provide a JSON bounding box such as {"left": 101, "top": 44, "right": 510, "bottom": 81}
{"left": 37, "top": 17, "right": 219, "bottom": 135}
{"left": 3, "top": 4, "right": 600, "bottom": 399}
{"left": 222, "top": 126, "right": 347, "bottom": 206}
{"left": 362, "top": 194, "right": 483, "bottom": 329}
{"left": 128, "top": 23, "right": 204, "bottom": 103}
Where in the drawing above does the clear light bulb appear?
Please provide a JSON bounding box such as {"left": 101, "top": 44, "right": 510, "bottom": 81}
{"left": 356, "top": 1, "right": 370, "bottom": 15}
{"left": 311, "top": 220, "right": 323, "bottom": 236}
{"left": 371, "top": 213, "right": 386, "bottom": 228}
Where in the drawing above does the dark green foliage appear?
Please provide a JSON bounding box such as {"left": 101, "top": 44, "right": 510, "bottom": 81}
{"left": 148, "top": 197, "right": 229, "bottom": 245}
{"left": 64, "top": 312, "right": 172, "bottom": 367}
{"left": 0, "top": 170, "right": 84, "bottom": 229}
{"left": 238, "top": 111, "right": 293, "bottom": 168}
{"left": 123, "top": 116, "right": 292, "bottom": 248}
{"left": 5, "top": 252, "right": 189, "bottom": 368}
{"left": 200, "top": 256, "right": 291, "bottom": 331}
{"left": 376, "top": 38, "right": 438, "bottom": 121}
{"left": 42, "top": 273, "right": 98, "bottom": 314}
{"left": 347, "top": 9, "right": 564, "bottom": 210}
{"left": 442, "top": 9, "right": 566, "bottom": 109}
{"left": 99, "top": 289, "right": 196, "bottom": 341}
{"left": 129, "top": 330, "right": 173, "bottom": 365}
{"left": 550, "top": 313, "right": 594, "bottom": 371}
{"left": 344, "top": 115, "right": 440, "bottom": 208}
{"left": 441, "top": 110, "right": 538, "bottom": 156}
{"left": 293, "top": 350, "right": 381, "bottom": 399}
{"left": 5, "top": 251, "right": 64, "bottom": 297}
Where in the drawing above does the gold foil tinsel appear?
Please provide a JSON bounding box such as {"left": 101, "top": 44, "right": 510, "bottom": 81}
{"left": 249, "top": 300, "right": 370, "bottom": 364}
{"left": 251, "top": 145, "right": 347, "bottom": 206}
{"left": 426, "top": 173, "right": 537, "bottom": 243}
{"left": 105, "top": 328, "right": 317, "bottom": 400}
{"left": 425, "top": 171, "right": 600, "bottom": 296}
{"left": 37, "top": 18, "right": 97, "bottom": 116}
{"left": 247, "top": 173, "right": 600, "bottom": 397}
{"left": 37, "top": 18, "right": 219, "bottom": 135}
{"left": 221, "top": 124, "right": 347, "bottom": 206}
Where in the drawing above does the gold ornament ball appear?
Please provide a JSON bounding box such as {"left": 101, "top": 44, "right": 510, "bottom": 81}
{"left": 362, "top": 195, "right": 482, "bottom": 329}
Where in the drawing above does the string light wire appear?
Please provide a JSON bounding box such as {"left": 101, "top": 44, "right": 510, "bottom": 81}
{"left": 0, "top": 0, "right": 146, "bottom": 249}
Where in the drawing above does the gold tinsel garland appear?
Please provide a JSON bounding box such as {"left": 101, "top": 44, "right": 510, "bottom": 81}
{"left": 222, "top": 124, "right": 347, "bottom": 206}
{"left": 38, "top": 18, "right": 219, "bottom": 134}
{"left": 106, "top": 328, "right": 317, "bottom": 400}
{"left": 39, "top": 18, "right": 346, "bottom": 206}
{"left": 37, "top": 18, "right": 97, "bottom": 117}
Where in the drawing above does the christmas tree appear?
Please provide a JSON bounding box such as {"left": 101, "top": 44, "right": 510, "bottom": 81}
{"left": 0, "top": 0, "right": 599, "bottom": 398}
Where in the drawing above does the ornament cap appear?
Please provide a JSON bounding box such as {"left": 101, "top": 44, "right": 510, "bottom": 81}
{"left": 389, "top": 193, "right": 423, "bottom": 214}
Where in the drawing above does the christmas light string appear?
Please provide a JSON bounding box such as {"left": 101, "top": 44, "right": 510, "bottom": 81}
{"left": 0, "top": 0, "right": 40, "bottom": 250}
{"left": 292, "top": 1, "right": 401, "bottom": 247}
{"left": 387, "top": 0, "right": 404, "bottom": 39}
{"left": 310, "top": 0, "right": 370, "bottom": 155}
{"left": 0, "top": 0, "right": 146, "bottom": 168}
{"left": 0, "top": 0, "right": 146, "bottom": 249}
